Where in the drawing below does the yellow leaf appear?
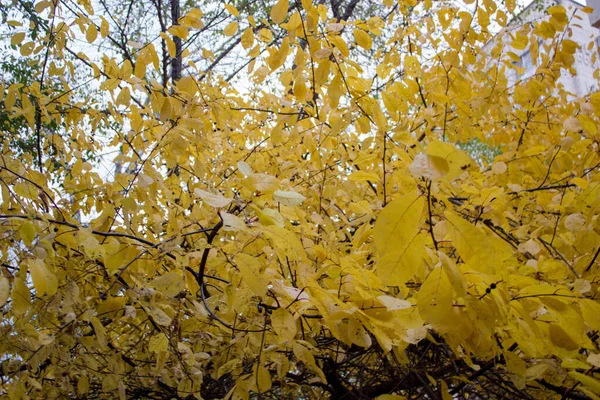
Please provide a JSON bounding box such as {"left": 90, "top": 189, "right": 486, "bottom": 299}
{"left": 293, "top": 77, "right": 307, "bottom": 100}
{"left": 354, "top": 29, "right": 372, "bottom": 50}
{"left": 272, "top": 190, "right": 306, "bottom": 206}
{"left": 271, "top": 307, "right": 296, "bottom": 342}
{"left": 91, "top": 317, "right": 107, "bottom": 349}
{"left": 245, "top": 173, "right": 280, "bottom": 193}
{"left": 263, "top": 225, "right": 304, "bottom": 261}
{"left": 0, "top": 277, "right": 9, "bottom": 308}
{"left": 235, "top": 253, "right": 266, "bottom": 296}
{"left": 225, "top": 4, "right": 239, "bottom": 16}
{"left": 293, "top": 342, "right": 326, "bottom": 381}
{"left": 409, "top": 153, "right": 449, "bottom": 180}
{"left": 20, "top": 221, "right": 36, "bottom": 246}
{"left": 224, "top": 21, "right": 238, "bottom": 37}
{"left": 86, "top": 24, "right": 98, "bottom": 43}
{"left": 150, "top": 271, "right": 185, "bottom": 297}
{"left": 11, "top": 278, "right": 30, "bottom": 316}
{"left": 148, "top": 306, "right": 172, "bottom": 326}
{"left": 11, "top": 32, "right": 25, "bottom": 46}
{"left": 377, "top": 295, "right": 411, "bottom": 311}
{"left": 194, "top": 188, "right": 233, "bottom": 208}
{"left": 581, "top": 299, "right": 600, "bottom": 330}
{"left": 78, "top": 375, "right": 90, "bottom": 395}
{"left": 375, "top": 193, "right": 425, "bottom": 286}
{"left": 425, "top": 141, "right": 472, "bottom": 181}
{"left": 100, "top": 16, "right": 109, "bottom": 37}
{"left": 149, "top": 333, "right": 169, "bottom": 353}
{"left": 220, "top": 211, "right": 247, "bottom": 231}
{"left": 34, "top": 1, "right": 51, "bottom": 12}
{"left": 270, "top": 0, "right": 289, "bottom": 24}
{"left": 569, "top": 372, "right": 600, "bottom": 395}
{"left": 347, "top": 319, "right": 372, "bottom": 347}
{"left": 258, "top": 28, "right": 273, "bottom": 42}
{"left": 168, "top": 25, "right": 189, "bottom": 39}
{"left": 377, "top": 233, "right": 426, "bottom": 286}
{"left": 256, "top": 365, "right": 272, "bottom": 393}
{"left": 445, "top": 212, "right": 512, "bottom": 275}
{"left": 241, "top": 27, "right": 255, "bottom": 50}
{"left": 374, "top": 192, "right": 425, "bottom": 256}
{"left": 416, "top": 266, "right": 454, "bottom": 331}
{"left": 349, "top": 170, "right": 379, "bottom": 182}
{"left": 549, "top": 324, "right": 578, "bottom": 350}
{"left": 29, "top": 259, "right": 58, "bottom": 297}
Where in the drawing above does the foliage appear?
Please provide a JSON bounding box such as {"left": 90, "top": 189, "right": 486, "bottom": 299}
{"left": 2, "top": 0, "right": 600, "bottom": 399}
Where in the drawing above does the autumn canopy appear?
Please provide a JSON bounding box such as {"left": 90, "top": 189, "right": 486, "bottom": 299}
{"left": 2, "top": 0, "right": 600, "bottom": 398}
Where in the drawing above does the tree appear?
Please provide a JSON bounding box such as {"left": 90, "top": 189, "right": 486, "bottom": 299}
{"left": 2, "top": 0, "right": 600, "bottom": 398}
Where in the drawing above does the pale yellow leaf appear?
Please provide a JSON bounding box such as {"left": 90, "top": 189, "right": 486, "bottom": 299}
{"left": 237, "top": 160, "right": 253, "bottom": 176}
{"left": 194, "top": 188, "right": 232, "bottom": 208}
{"left": 273, "top": 190, "right": 306, "bottom": 206}
{"left": 245, "top": 173, "right": 280, "bottom": 193}
{"left": 377, "top": 295, "right": 411, "bottom": 311}
{"left": 409, "top": 153, "right": 449, "bottom": 180}
{"left": 220, "top": 211, "right": 246, "bottom": 231}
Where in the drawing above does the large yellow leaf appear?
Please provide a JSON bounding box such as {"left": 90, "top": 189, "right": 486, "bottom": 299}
{"left": 29, "top": 259, "right": 58, "bottom": 297}
{"left": 416, "top": 266, "right": 454, "bottom": 331}
{"left": 11, "top": 278, "right": 30, "bottom": 316}
{"left": 263, "top": 225, "right": 305, "bottom": 261}
{"left": 445, "top": 212, "right": 512, "bottom": 275}
{"left": 194, "top": 188, "right": 232, "bottom": 208}
{"left": 271, "top": 307, "right": 296, "bottom": 342}
{"left": 235, "top": 253, "right": 266, "bottom": 296}
{"left": 354, "top": 29, "right": 372, "bottom": 50}
{"left": 377, "top": 233, "right": 426, "bottom": 286}
{"left": 149, "top": 333, "right": 169, "bottom": 353}
{"left": 150, "top": 271, "right": 185, "bottom": 297}
{"left": 270, "top": 0, "right": 289, "bottom": 24}
{"left": 374, "top": 192, "right": 425, "bottom": 256}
